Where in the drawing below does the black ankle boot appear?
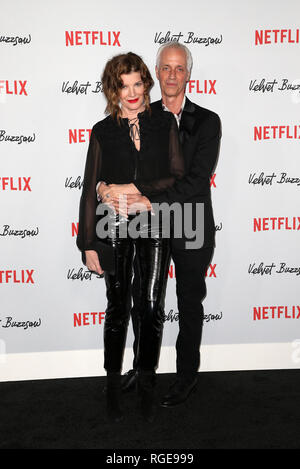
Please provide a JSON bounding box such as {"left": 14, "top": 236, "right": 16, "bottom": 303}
{"left": 106, "top": 372, "right": 123, "bottom": 423}
{"left": 137, "top": 370, "right": 157, "bottom": 423}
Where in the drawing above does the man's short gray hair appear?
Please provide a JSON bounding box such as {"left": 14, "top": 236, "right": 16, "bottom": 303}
{"left": 156, "top": 41, "right": 193, "bottom": 75}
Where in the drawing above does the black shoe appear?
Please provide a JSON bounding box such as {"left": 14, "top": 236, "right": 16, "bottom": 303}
{"left": 122, "top": 369, "right": 138, "bottom": 392}
{"left": 137, "top": 371, "right": 157, "bottom": 423}
{"left": 106, "top": 373, "right": 124, "bottom": 423}
{"left": 161, "top": 376, "right": 197, "bottom": 408}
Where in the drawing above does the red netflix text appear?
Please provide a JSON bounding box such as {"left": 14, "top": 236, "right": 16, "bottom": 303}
{"left": 187, "top": 80, "right": 217, "bottom": 94}
{"left": 253, "top": 305, "right": 300, "bottom": 320}
{"left": 0, "top": 177, "right": 31, "bottom": 191}
{"left": 253, "top": 217, "right": 300, "bottom": 232}
{"left": 69, "top": 129, "right": 92, "bottom": 144}
{"left": 73, "top": 312, "right": 106, "bottom": 327}
{"left": 65, "top": 31, "right": 121, "bottom": 47}
{"left": 72, "top": 222, "right": 78, "bottom": 237}
{"left": 254, "top": 125, "right": 300, "bottom": 140}
{"left": 255, "top": 29, "right": 300, "bottom": 45}
{"left": 0, "top": 269, "right": 34, "bottom": 284}
{"left": 168, "top": 263, "right": 217, "bottom": 278}
{"left": 0, "top": 80, "right": 28, "bottom": 96}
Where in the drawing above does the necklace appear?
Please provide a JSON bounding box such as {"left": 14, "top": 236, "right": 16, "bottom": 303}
{"left": 128, "top": 117, "right": 140, "bottom": 142}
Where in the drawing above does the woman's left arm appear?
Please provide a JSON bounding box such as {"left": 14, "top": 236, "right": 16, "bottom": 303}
{"left": 77, "top": 126, "right": 102, "bottom": 255}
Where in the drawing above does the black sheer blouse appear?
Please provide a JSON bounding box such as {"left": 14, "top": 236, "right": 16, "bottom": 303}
{"left": 76, "top": 108, "right": 184, "bottom": 253}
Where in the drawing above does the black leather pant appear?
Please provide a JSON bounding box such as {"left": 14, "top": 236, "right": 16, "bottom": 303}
{"left": 103, "top": 233, "right": 170, "bottom": 373}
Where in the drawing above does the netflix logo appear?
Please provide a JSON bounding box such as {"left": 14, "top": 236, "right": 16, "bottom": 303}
{"left": 168, "top": 262, "right": 217, "bottom": 278}
{"left": 253, "top": 305, "right": 300, "bottom": 320}
{"left": 73, "top": 312, "right": 106, "bottom": 327}
{"left": 0, "top": 269, "right": 35, "bottom": 284}
{"left": 187, "top": 80, "right": 217, "bottom": 95}
{"left": 0, "top": 80, "right": 28, "bottom": 96}
{"left": 210, "top": 173, "right": 216, "bottom": 188}
{"left": 65, "top": 31, "right": 121, "bottom": 47}
{"left": 255, "top": 29, "right": 300, "bottom": 45}
{"left": 254, "top": 125, "right": 300, "bottom": 140}
{"left": 72, "top": 222, "right": 78, "bottom": 237}
{"left": 206, "top": 264, "right": 217, "bottom": 278}
{"left": 0, "top": 177, "right": 31, "bottom": 191}
{"left": 68, "top": 129, "right": 91, "bottom": 144}
{"left": 253, "top": 216, "right": 300, "bottom": 232}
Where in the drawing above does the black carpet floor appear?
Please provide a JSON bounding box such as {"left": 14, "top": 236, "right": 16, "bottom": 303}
{"left": 0, "top": 369, "right": 299, "bottom": 450}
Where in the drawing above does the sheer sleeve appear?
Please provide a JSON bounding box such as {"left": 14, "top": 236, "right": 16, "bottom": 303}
{"left": 76, "top": 126, "right": 102, "bottom": 254}
{"left": 134, "top": 115, "right": 184, "bottom": 196}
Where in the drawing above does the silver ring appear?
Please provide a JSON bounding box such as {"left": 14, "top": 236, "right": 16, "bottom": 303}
{"left": 106, "top": 194, "right": 110, "bottom": 198}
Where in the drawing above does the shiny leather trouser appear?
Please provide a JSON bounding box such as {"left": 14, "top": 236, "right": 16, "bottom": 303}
{"left": 103, "top": 235, "right": 170, "bottom": 373}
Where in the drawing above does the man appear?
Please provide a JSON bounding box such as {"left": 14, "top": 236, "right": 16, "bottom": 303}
{"left": 98, "top": 42, "right": 221, "bottom": 407}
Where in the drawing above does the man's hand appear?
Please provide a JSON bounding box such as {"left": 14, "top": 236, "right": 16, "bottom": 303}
{"left": 126, "top": 194, "right": 152, "bottom": 214}
{"left": 85, "top": 250, "right": 104, "bottom": 275}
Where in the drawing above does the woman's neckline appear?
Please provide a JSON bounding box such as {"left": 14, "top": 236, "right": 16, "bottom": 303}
{"left": 120, "top": 109, "right": 147, "bottom": 122}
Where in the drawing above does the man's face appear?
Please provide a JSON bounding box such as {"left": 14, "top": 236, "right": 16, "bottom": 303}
{"left": 155, "top": 47, "right": 190, "bottom": 99}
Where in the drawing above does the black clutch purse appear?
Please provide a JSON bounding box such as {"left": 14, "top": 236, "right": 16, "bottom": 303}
{"left": 82, "top": 240, "right": 115, "bottom": 275}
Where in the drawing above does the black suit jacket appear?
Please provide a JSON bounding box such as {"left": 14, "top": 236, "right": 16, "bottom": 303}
{"left": 144, "top": 97, "right": 221, "bottom": 250}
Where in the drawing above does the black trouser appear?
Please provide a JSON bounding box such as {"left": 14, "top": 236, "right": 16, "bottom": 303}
{"left": 130, "top": 245, "right": 214, "bottom": 377}
{"left": 171, "top": 246, "right": 214, "bottom": 377}
{"left": 103, "top": 236, "right": 170, "bottom": 373}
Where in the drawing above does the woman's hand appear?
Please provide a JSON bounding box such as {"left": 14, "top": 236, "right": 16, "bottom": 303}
{"left": 105, "top": 183, "right": 140, "bottom": 199}
{"left": 85, "top": 250, "right": 104, "bottom": 275}
{"left": 100, "top": 184, "right": 141, "bottom": 217}
{"left": 98, "top": 182, "right": 109, "bottom": 200}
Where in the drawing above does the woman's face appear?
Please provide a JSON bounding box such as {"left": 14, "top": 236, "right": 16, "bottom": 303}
{"left": 119, "top": 71, "right": 145, "bottom": 116}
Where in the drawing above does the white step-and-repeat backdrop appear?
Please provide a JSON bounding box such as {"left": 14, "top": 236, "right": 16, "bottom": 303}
{"left": 1, "top": 0, "right": 300, "bottom": 381}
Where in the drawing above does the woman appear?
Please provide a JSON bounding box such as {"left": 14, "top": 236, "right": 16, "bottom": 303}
{"left": 77, "top": 52, "right": 184, "bottom": 423}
